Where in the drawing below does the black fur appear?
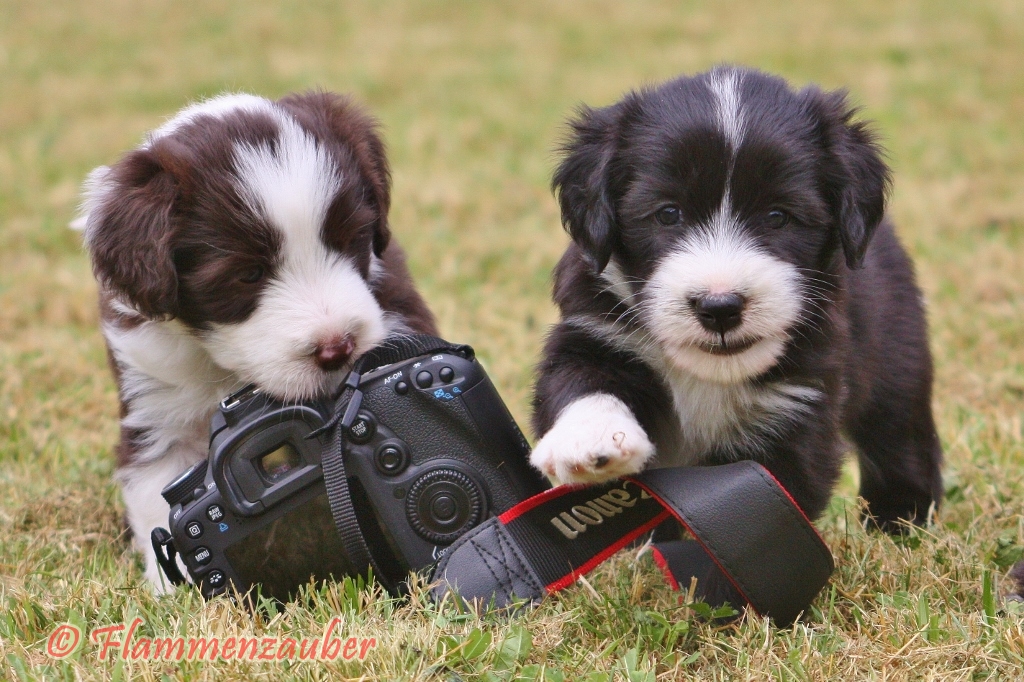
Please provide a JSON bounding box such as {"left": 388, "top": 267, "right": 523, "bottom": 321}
{"left": 533, "top": 67, "right": 943, "bottom": 528}
{"left": 1009, "top": 561, "right": 1024, "bottom": 603}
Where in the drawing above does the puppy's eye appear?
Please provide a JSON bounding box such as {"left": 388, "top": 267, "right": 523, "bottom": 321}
{"left": 238, "top": 266, "right": 265, "bottom": 284}
{"left": 655, "top": 205, "right": 682, "bottom": 226}
{"left": 766, "top": 210, "right": 790, "bottom": 229}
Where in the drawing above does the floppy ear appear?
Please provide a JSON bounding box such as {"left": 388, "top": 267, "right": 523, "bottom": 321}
{"left": 84, "top": 141, "right": 187, "bottom": 318}
{"left": 552, "top": 103, "right": 624, "bottom": 274}
{"left": 809, "top": 89, "right": 892, "bottom": 269}
{"left": 279, "top": 91, "right": 392, "bottom": 256}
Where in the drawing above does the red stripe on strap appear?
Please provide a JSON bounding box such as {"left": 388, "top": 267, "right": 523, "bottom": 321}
{"left": 497, "top": 483, "right": 587, "bottom": 524}
{"left": 650, "top": 546, "right": 681, "bottom": 591}
{"left": 754, "top": 465, "right": 829, "bottom": 546}
{"left": 544, "top": 509, "right": 673, "bottom": 593}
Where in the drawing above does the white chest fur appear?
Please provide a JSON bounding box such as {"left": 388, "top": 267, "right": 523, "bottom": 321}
{"left": 654, "top": 362, "right": 822, "bottom": 467}
{"left": 103, "top": 313, "right": 242, "bottom": 465}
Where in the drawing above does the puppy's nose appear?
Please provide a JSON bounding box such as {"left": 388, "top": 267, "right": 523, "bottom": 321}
{"left": 313, "top": 336, "right": 355, "bottom": 371}
{"left": 691, "top": 293, "right": 745, "bottom": 334}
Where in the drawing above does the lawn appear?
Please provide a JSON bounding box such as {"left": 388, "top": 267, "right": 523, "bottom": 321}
{"left": 1, "top": 0, "right": 1023, "bottom": 679}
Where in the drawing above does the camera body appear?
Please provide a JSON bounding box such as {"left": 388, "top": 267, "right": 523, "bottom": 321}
{"left": 159, "top": 347, "right": 548, "bottom": 600}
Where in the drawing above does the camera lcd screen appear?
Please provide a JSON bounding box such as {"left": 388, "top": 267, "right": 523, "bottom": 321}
{"left": 223, "top": 489, "right": 353, "bottom": 601}
{"left": 257, "top": 443, "right": 302, "bottom": 482}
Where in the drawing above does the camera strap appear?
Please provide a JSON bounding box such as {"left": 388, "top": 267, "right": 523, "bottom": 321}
{"left": 430, "top": 461, "right": 834, "bottom": 625}
{"left": 315, "top": 334, "right": 832, "bottom": 623}
{"left": 315, "top": 334, "right": 476, "bottom": 594}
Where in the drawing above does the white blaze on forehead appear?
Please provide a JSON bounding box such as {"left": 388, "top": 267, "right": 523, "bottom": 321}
{"left": 708, "top": 69, "right": 745, "bottom": 148}
{"left": 233, "top": 114, "right": 341, "bottom": 254}
{"left": 706, "top": 69, "right": 745, "bottom": 232}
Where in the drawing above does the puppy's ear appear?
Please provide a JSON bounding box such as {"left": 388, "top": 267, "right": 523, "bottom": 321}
{"left": 279, "top": 92, "right": 392, "bottom": 256}
{"left": 343, "top": 104, "right": 391, "bottom": 257}
{"left": 84, "top": 140, "right": 190, "bottom": 318}
{"left": 808, "top": 89, "right": 892, "bottom": 269}
{"left": 552, "top": 103, "right": 625, "bottom": 274}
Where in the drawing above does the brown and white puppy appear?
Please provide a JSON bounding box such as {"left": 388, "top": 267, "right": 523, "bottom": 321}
{"left": 531, "top": 67, "right": 943, "bottom": 530}
{"left": 77, "top": 92, "right": 436, "bottom": 589}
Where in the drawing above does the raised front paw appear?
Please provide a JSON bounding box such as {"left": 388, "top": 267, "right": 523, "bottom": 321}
{"left": 530, "top": 393, "right": 655, "bottom": 484}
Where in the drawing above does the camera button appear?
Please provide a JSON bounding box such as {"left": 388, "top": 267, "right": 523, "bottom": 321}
{"left": 192, "top": 546, "right": 212, "bottom": 566}
{"left": 432, "top": 494, "right": 458, "bottom": 521}
{"left": 394, "top": 380, "right": 409, "bottom": 395}
{"left": 185, "top": 521, "right": 204, "bottom": 539}
{"left": 375, "top": 443, "right": 409, "bottom": 476}
{"left": 439, "top": 366, "right": 455, "bottom": 383}
{"left": 348, "top": 413, "right": 376, "bottom": 444}
{"left": 205, "top": 504, "right": 224, "bottom": 522}
{"left": 205, "top": 570, "right": 226, "bottom": 589}
{"left": 415, "top": 370, "right": 433, "bottom": 388}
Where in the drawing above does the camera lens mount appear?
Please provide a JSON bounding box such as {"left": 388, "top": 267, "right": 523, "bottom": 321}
{"left": 405, "top": 468, "right": 484, "bottom": 544}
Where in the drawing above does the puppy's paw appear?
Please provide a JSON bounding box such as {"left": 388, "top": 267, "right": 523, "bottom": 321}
{"left": 531, "top": 393, "right": 655, "bottom": 484}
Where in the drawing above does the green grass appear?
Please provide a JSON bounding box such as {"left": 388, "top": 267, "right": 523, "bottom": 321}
{"left": 2, "top": 0, "right": 1024, "bottom": 679}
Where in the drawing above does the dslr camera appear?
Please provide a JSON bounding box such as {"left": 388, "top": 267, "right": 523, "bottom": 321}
{"left": 153, "top": 336, "right": 548, "bottom": 600}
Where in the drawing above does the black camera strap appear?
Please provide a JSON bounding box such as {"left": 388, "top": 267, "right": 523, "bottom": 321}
{"left": 315, "top": 334, "right": 475, "bottom": 595}
{"left": 430, "top": 461, "right": 834, "bottom": 625}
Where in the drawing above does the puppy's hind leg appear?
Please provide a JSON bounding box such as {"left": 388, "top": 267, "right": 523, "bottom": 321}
{"left": 849, "top": 389, "right": 943, "bottom": 531}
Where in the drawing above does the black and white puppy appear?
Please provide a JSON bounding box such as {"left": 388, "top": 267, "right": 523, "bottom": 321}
{"left": 531, "top": 67, "right": 942, "bottom": 527}
{"left": 77, "top": 92, "right": 437, "bottom": 589}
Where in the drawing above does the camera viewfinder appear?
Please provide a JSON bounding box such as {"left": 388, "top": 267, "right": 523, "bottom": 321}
{"left": 258, "top": 443, "right": 302, "bottom": 482}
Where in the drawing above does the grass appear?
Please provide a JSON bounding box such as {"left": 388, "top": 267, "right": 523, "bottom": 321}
{"left": 1, "top": 0, "right": 1023, "bottom": 679}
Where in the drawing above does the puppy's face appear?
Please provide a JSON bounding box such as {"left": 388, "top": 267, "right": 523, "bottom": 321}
{"left": 83, "top": 93, "right": 396, "bottom": 399}
{"left": 554, "top": 67, "right": 890, "bottom": 384}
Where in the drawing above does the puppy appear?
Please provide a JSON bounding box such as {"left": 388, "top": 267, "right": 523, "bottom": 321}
{"left": 531, "top": 66, "right": 942, "bottom": 530}
{"left": 77, "top": 92, "right": 437, "bottom": 589}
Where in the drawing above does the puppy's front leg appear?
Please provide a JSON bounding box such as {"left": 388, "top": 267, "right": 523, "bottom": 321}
{"left": 531, "top": 393, "right": 655, "bottom": 484}
{"left": 117, "top": 446, "right": 206, "bottom": 593}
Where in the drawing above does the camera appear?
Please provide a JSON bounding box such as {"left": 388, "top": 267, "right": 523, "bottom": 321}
{"left": 154, "top": 338, "right": 549, "bottom": 601}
